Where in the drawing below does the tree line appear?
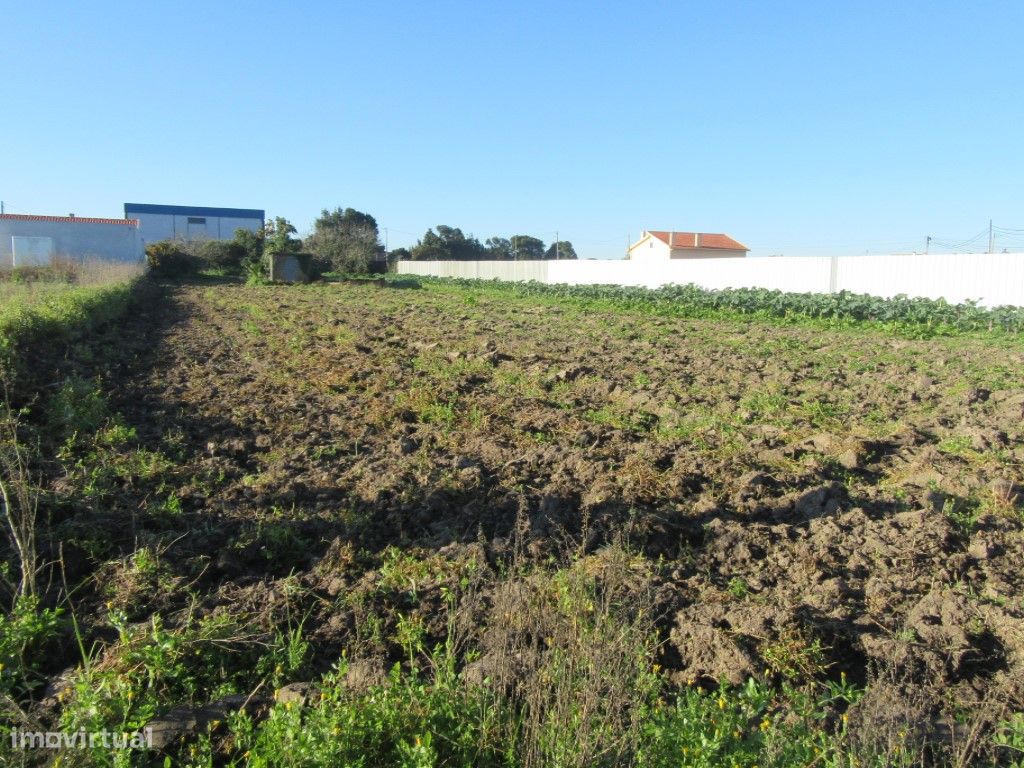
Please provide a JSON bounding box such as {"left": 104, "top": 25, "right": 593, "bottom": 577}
{"left": 393, "top": 225, "right": 577, "bottom": 262}
{"left": 147, "top": 207, "right": 578, "bottom": 278}
{"left": 282, "top": 210, "right": 579, "bottom": 270}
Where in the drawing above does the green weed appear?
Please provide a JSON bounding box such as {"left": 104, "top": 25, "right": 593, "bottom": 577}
{"left": 0, "top": 595, "right": 63, "bottom": 700}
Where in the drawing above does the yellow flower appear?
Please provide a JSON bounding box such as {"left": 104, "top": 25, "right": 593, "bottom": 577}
{"left": 760, "top": 717, "right": 771, "bottom": 732}
{"left": 717, "top": 695, "right": 726, "bottom": 710}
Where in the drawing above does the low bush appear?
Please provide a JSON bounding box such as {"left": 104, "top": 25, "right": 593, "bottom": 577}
{"left": 194, "top": 240, "right": 235, "bottom": 271}
{"left": 145, "top": 241, "right": 196, "bottom": 277}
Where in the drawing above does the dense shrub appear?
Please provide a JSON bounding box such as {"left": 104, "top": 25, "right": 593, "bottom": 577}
{"left": 310, "top": 253, "right": 332, "bottom": 277}
{"left": 142, "top": 228, "right": 272, "bottom": 277}
{"left": 145, "top": 241, "right": 196, "bottom": 277}
{"left": 193, "top": 240, "right": 244, "bottom": 272}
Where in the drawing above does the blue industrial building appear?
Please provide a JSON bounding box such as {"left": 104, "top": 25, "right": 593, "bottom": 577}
{"left": 124, "top": 203, "right": 265, "bottom": 246}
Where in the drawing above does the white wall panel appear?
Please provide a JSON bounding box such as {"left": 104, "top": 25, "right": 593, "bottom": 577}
{"left": 398, "top": 253, "right": 1024, "bottom": 308}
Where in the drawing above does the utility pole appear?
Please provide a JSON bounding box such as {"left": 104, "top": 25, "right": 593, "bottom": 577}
{"left": 925, "top": 236, "right": 931, "bottom": 254}
{"left": 1, "top": 201, "right": 4, "bottom": 214}
{"left": 383, "top": 227, "right": 389, "bottom": 253}
{"left": 555, "top": 231, "right": 559, "bottom": 260}
{"left": 988, "top": 219, "right": 994, "bottom": 254}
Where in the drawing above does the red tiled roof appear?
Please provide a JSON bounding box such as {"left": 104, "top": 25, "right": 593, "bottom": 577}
{"left": 648, "top": 231, "right": 748, "bottom": 251}
{"left": 0, "top": 213, "right": 139, "bottom": 226}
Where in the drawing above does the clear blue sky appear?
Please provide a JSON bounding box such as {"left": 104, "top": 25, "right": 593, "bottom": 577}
{"left": 3, "top": 1, "right": 1023, "bottom": 257}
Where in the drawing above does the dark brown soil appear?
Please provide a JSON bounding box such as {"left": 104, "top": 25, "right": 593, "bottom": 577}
{"left": 42, "top": 280, "right": 1024, "bottom": 711}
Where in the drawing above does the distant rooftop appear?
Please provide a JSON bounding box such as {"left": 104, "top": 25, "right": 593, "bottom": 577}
{"left": 0, "top": 213, "right": 138, "bottom": 226}
{"left": 124, "top": 203, "right": 265, "bottom": 220}
{"left": 647, "top": 231, "right": 748, "bottom": 251}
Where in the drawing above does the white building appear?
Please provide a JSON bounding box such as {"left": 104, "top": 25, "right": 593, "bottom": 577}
{"left": 0, "top": 213, "right": 142, "bottom": 269}
{"left": 124, "top": 203, "right": 264, "bottom": 247}
{"left": 627, "top": 230, "right": 748, "bottom": 261}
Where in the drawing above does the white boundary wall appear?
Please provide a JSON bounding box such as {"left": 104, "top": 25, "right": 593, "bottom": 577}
{"left": 398, "top": 253, "right": 1024, "bottom": 308}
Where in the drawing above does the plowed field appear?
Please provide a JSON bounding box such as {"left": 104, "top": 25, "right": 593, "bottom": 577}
{"left": 27, "top": 277, "right": 1024, "bottom": 763}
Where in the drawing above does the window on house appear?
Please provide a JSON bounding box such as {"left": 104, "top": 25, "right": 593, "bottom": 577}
{"left": 188, "top": 217, "right": 207, "bottom": 224}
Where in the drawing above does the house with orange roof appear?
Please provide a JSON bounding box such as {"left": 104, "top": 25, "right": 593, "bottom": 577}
{"left": 626, "top": 230, "right": 748, "bottom": 261}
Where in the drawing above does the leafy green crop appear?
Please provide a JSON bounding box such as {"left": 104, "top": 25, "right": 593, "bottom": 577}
{"left": 409, "top": 276, "right": 1024, "bottom": 336}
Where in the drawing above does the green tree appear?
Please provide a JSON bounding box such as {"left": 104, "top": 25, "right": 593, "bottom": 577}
{"left": 510, "top": 235, "right": 545, "bottom": 260}
{"left": 410, "top": 226, "right": 485, "bottom": 261}
{"left": 544, "top": 240, "right": 578, "bottom": 260}
{"left": 265, "top": 217, "right": 302, "bottom": 258}
{"left": 484, "top": 237, "right": 513, "bottom": 260}
{"left": 305, "top": 207, "right": 381, "bottom": 274}
{"left": 256, "top": 218, "right": 302, "bottom": 280}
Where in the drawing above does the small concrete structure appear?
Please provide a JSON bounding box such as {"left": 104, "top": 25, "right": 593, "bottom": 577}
{"left": 124, "top": 203, "right": 264, "bottom": 248}
{"left": 269, "top": 253, "right": 313, "bottom": 283}
{"left": 627, "top": 230, "right": 748, "bottom": 261}
{"left": 0, "top": 213, "right": 142, "bottom": 269}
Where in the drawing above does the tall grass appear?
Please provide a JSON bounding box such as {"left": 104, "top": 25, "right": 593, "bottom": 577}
{"left": 0, "top": 257, "right": 143, "bottom": 312}
{"left": 0, "top": 396, "right": 37, "bottom": 599}
{"left": 0, "top": 259, "right": 142, "bottom": 627}
{"left": 0, "top": 260, "right": 144, "bottom": 384}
